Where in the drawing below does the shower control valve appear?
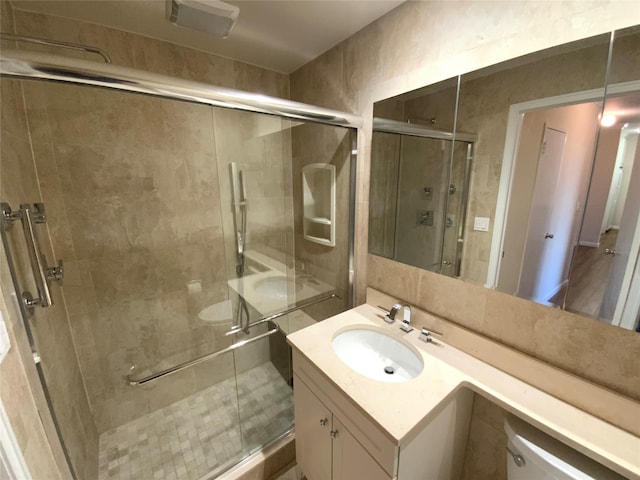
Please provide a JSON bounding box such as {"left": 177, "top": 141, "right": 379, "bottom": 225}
{"left": 320, "top": 418, "right": 328, "bottom": 427}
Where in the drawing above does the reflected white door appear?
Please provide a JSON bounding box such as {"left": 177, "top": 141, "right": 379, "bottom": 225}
{"left": 518, "top": 126, "right": 567, "bottom": 301}
{"left": 599, "top": 130, "right": 640, "bottom": 327}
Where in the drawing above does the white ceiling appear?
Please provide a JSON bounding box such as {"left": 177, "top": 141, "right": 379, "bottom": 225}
{"left": 11, "top": 0, "right": 405, "bottom": 73}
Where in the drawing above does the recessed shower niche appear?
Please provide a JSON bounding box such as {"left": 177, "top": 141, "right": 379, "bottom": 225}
{"left": 302, "top": 163, "right": 336, "bottom": 247}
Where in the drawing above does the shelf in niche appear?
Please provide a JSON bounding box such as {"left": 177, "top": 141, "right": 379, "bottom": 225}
{"left": 302, "top": 163, "right": 336, "bottom": 247}
{"left": 304, "top": 216, "right": 332, "bottom": 225}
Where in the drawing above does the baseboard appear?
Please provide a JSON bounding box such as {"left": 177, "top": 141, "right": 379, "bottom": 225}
{"left": 543, "top": 279, "right": 569, "bottom": 304}
{"left": 578, "top": 241, "right": 599, "bottom": 247}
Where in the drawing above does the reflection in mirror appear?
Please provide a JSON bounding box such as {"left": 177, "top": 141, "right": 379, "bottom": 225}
{"left": 369, "top": 27, "right": 640, "bottom": 331}
{"left": 369, "top": 78, "right": 472, "bottom": 276}
{"left": 564, "top": 26, "right": 640, "bottom": 329}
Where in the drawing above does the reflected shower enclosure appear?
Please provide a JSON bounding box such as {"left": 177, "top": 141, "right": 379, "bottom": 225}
{"left": 369, "top": 118, "right": 473, "bottom": 277}
{"left": 0, "top": 65, "right": 355, "bottom": 480}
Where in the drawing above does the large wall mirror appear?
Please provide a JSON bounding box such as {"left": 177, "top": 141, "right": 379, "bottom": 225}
{"left": 369, "top": 25, "right": 640, "bottom": 331}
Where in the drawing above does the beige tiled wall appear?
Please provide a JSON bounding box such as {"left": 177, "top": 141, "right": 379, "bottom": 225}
{"left": 461, "top": 395, "right": 508, "bottom": 480}
{"left": 289, "top": 0, "right": 640, "bottom": 446}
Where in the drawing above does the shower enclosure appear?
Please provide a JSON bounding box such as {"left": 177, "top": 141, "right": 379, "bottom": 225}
{"left": 0, "top": 46, "right": 358, "bottom": 480}
{"left": 369, "top": 118, "right": 474, "bottom": 277}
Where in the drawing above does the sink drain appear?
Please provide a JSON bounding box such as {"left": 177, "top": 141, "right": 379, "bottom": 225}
{"left": 384, "top": 366, "right": 395, "bottom": 375}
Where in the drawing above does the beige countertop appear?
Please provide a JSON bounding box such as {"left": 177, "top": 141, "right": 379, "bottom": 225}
{"left": 287, "top": 303, "right": 640, "bottom": 479}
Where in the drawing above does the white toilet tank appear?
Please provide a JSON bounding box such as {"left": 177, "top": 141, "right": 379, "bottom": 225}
{"left": 504, "top": 416, "right": 625, "bottom": 480}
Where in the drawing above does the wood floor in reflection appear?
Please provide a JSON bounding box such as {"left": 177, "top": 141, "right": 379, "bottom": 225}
{"left": 560, "top": 229, "right": 617, "bottom": 318}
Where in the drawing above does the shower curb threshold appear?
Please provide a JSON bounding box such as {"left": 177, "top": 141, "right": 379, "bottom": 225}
{"left": 208, "top": 429, "right": 296, "bottom": 480}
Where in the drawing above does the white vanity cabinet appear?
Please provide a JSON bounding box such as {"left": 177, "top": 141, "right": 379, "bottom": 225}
{"left": 292, "top": 349, "right": 473, "bottom": 480}
{"left": 294, "top": 375, "right": 391, "bottom": 480}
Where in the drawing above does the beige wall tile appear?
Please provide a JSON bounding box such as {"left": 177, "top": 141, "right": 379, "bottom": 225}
{"left": 461, "top": 395, "right": 508, "bottom": 480}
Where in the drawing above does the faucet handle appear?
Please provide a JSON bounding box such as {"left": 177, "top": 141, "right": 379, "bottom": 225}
{"left": 419, "top": 327, "right": 443, "bottom": 343}
{"left": 400, "top": 321, "right": 413, "bottom": 333}
{"left": 385, "top": 302, "right": 402, "bottom": 323}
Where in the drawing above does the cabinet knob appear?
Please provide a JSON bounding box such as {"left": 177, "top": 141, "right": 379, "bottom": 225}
{"left": 330, "top": 429, "right": 339, "bottom": 438}
{"left": 320, "top": 418, "right": 328, "bottom": 427}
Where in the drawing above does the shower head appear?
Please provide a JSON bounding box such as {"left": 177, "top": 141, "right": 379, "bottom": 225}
{"left": 167, "top": 0, "right": 239, "bottom": 39}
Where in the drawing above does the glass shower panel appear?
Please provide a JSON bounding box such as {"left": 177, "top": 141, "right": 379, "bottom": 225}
{"left": 289, "top": 121, "right": 354, "bottom": 318}
{"left": 225, "top": 117, "right": 354, "bottom": 459}
{"left": 0, "top": 75, "right": 314, "bottom": 479}
{"left": 230, "top": 326, "right": 293, "bottom": 459}
{"left": 394, "top": 135, "right": 453, "bottom": 272}
{"left": 211, "top": 108, "right": 296, "bottom": 329}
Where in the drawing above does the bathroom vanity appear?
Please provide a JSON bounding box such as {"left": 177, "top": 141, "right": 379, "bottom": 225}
{"left": 287, "top": 290, "right": 640, "bottom": 480}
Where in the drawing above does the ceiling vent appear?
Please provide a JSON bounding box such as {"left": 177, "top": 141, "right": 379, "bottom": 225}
{"left": 167, "top": 0, "right": 239, "bottom": 39}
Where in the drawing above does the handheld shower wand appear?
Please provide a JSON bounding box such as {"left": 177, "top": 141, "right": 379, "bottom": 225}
{"left": 230, "top": 162, "right": 250, "bottom": 333}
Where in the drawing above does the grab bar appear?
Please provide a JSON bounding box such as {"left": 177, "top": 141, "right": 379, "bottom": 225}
{"left": 0, "top": 32, "right": 112, "bottom": 63}
{"left": 20, "top": 204, "right": 62, "bottom": 307}
{"left": 127, "top": 323, "right": 281, "bottom": 387}
{"left": 225, "top": 292, "right": 340, "bottom": 336}
{"left": 1, "top": 203, "right": 63, "bottom": 309}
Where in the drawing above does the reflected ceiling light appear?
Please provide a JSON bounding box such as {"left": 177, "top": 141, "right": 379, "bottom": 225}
{"left": 168, "top": 0, "right": 239, "bottom": 38}
{"left": 601, "top": 114, "right": 617, "bottom": 127}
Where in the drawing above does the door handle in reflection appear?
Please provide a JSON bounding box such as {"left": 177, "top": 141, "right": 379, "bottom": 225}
{"left": 604, "top": 249, "right": 616, "bottom": 256}
{"left": 544, "top": 233, "right": 554, "bottom": 239}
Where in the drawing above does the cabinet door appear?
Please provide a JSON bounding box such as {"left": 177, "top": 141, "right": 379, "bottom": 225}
{"left": 331, "top": 417, "right": 392, "bottom": 480}
{"left": 294, "top": 375, "right": 332, "bottom": 480}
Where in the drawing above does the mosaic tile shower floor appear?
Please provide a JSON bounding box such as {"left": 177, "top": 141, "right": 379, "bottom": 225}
{"left": 98, "top": 362, "right": 293, "bottom": 480}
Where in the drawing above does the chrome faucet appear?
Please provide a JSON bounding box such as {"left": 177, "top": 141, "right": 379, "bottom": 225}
{"left": 386, "top": 303, "right": 413, "bottom": 332}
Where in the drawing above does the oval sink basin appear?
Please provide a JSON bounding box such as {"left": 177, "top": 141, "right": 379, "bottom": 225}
{"left": 332, "top": 328, "right": 423, "bottom": 383}
{"left": 253, "top": 276, "right": 303, "bottom": 299}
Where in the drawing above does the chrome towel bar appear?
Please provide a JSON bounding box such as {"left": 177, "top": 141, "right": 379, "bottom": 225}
{"left": 127, "top": 324, "right": 281, "bottom": 387}
{"left": 225, "top": 292, "right": 340, "bottom": 336}
{"left": 128, "top": 292, "right": 340, "bottom": 386}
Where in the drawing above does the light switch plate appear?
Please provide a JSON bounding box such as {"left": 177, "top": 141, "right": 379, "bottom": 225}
{"left": 474, "top": 217, "right": 490, "bottom": 232}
